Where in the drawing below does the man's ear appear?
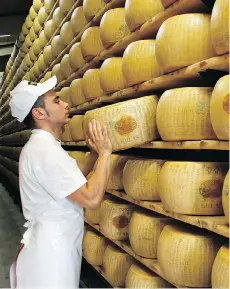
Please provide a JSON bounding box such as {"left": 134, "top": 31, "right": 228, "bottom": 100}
{"left": 32, "top": 107, "right": 46, "bottom": 120}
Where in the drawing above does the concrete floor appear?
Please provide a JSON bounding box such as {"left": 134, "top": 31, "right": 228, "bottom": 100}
{"left": 0, "top": 183, "right": 25, "bottom": 288}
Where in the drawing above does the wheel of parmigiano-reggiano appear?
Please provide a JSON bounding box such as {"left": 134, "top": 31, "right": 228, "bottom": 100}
{"left": 210, "top": 75, "right": 229, "bottom": 140}
{"left": 60, "top": 54, "right": 73, "bottom": 80}
{"left": 25, "top": 34, "right": 33, "bottom": 49}
{"left": 33, "top": 62, "right": 40, "bottom": 78}
{"left": 122, "top": 40, "right": 162, "bottom": 86}
{"left": 38, "top": 7, "right": 48, "bottom": 25}
{"left": 84, "top": 95, "right": 159, "bottom": 151}
{"left": 39, "top": 30, "right": 48, "bottom": 49}
{"left": 57, "top": 87, "right": 72, "bottom": 107}
{"left": 44, "top": 0, "right": 55, "bottom": 13}
{"left": 29, "top": 27, "right": 37, "bottom": 42}
{"left": 83, "top": 231, "right": 108, "bottom": 266}
{"left": 212, "top": 244, "right": 229, "bottom": 289}
{"left": 61, "top": 123, "right": 72, "bottom": 141}
{"left": 160, "top": 0, "right": 177, "bottom": 8}
{"left": 52, "top": 64, "right": 62, "bottom": 83}
{"left": 29, "top": 47, "right": 38, "bottom": 62}
{"left": 37, "top": 54, "right": 46, "bottom": 73}
{"left": 100, "top": 58, "right": 126, "bottom": 93}
{"left": 155, "top": 14, "right": 217, "bottom": 73}
{"left": 83, "top": 0, "right": 106, "bottom": 21}
{"left": 52, "top": 7, "right": 65, "bottom": 27}
{"left": 156, "top": 87, "right": 216, "bottom": 141}
{"left": 129, "top": 211, "right": 172, "bottom": 258}
{"left": 70, "top": 79, "right": 86, "bottom": 106}
{"left": 43, "top": 45, "right": 53, "bottom": 65}
{"left": 107, "top": 155, "right": 129, "bottom": 190}
{"left": 126, "top": 263, "right": 172, "bottom": 288}
{"left": 32, "top": 38, "right": 41, "bottom": 56}
{"left": 123, "top": 159, "right": 165, "bottom": 201}
{"left": 125, "top": 0, "right": 164, "bottom": 32}
{"left": 70, "top": 6, "right": 88, "bottom": 36}
{"left": 29, "top": 6, "right": 38, "bottom": 20}
{"left": 69, "top": 43, "right": 85, "bottom": 70}
{"left": 68, "top": 151, "right": 86, "bottom": 168}
{"left": 103, "top": 244, "right": 135, "bottom": 287}
{"left": 211, "top": 0, "right": 229, "bottom": 55}
{"left": 24, "top": 54, "right": 32, "bottom": 69}
{"left": 44, "top": 19, "right": 56, "bottom": 40}
{"left": 222, "top": 171, "right": 229, "bottom": 224}
{"left": 158, "top": 161, "right": 228, "bottom": 215}
{"left": 157, "top": 224, "right": 222, "bottom": 287}
{"left": 59, "top": 0, "right": 75, "bottom": 15}
{"left": 85, "top": 207, "right": 101, "bottom": 224}
{"left": 51, "top": 35, "right": 65, "bottom": 57}
{"left": 22, "top": 24, "right": 29, "bottom": 36}
{"left": 69, "top": 115, "right": 85, "bottom": 141}
{"left": 25, "top": 15, "right": 33, "bottom": 29}
{"left": 82, "top": 69, "right": 104, "bottom": 101}
{"left": 33, "top": 18, "right": 42, "bottom": 34}
{"left": 100, "top": 8, "right": 130, "bottom": 49}
{"left": 100, "top": 199, "right": 134, "bottom": 240}
{"left": 81, "top": 27, "right": 104, "bottom": 61}
{"left": 29, "top": 70, "right": 36, "bottom": 81}
{"left": 60, "top": 21, "right": 74, "bottom": 46}
{"left": 33, "top": 0, "right": 43, "bottom": 12}
{"left": 44, "top": 71, "right": 52, "bottom": 81}
{"left": 40, "top": 78, "right": 44, "bottom": 83}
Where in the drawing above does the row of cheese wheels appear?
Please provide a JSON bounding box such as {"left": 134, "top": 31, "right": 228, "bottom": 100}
{"left": 83, "top": 209, "right": 229, "bottom": 288}
{"left": 70, "top": 151, "right": 229, "bottom": 219}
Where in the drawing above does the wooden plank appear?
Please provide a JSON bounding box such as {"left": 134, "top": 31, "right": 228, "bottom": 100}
{"left": 201, "top": 140, "right": 229, "bottom": 151}
{"left": 107, "top": 190, "right": 229, "bottom": 238}
{"left": 137, "top": 141, "right": 202, "bottom": 150}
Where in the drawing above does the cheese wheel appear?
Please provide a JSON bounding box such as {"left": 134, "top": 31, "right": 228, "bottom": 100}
{"left": 24, "top": 54, "right": 33, "bottom": 69}
{"left": 37, "top": 54, "right": 46, "bottom": 73}
{"left": 82, "top": 69, "right": 104, "bottom": 100}
{"left": 122, "top": 40, "right": 162, "bottom": 86}
{"left": 103, "top": 244, "right": 135, "bottom": 287}
{"left": 29, "top": 6, "right": 38, "bottom": 20}
{"left": 81, "top": 27, "right": 104, "bottom": 61}
{"left": 59, "top": 0, "right": 75, "bottom": 15}
{"left": 126, "top": 264, "right": 172, "bottom": 288}
{"left": 39, "top": 30, "right": 48, "bottom": 50}
{"left": 57, "top": 87, "right": 72, "bottom": 107}
{"left": 70, "top": 6, "right": 88, "bottom": 36}
{"left": 157, "top": 87, "right": 217, "bottom": 141}
{"left": 100, "top": 8, "right": 130, "bottom": 48}
{"left": 211, "top": 0, "right": 229, "bottom": 55}
{"left": 84, "top": 95, "right": 159, "bottom": 151}
{"left": 33, "top": 0, "right": 43, "bottom": 12}
{"left": 123, "top": 159, "right": 165, "bottom": 201}
{"left": 60, "top": 123, "right": 72, "bottom": 141}
{"left": 43, "top": 71, "right": 52, "bottom": 81}
{"left": 32, "top": 38, "right": 41, "bottom": 56}
{"left": 155, "top": 14, "right": 217, "bottom": 73}
{"left": 158, "top": 161, "right": 228, "bottom": 215}
{"left": 22, "top": 22, "right": 30, "bottom": 35}
{"left": 210, "top": 75, "right": 229, "bottom": 140}
{"left": 60, "top": 21, "right": 74, "bottom": 46}
{"left": 125, "top": 0, "right": 164, "bottom": 31}
{"left": 25, "top": 35, "right": 33, "bottom": 49}
{"left": 100, "top": 58, "right": 126, "bottom": 93}
{"left": 33, "top": 17, "right": 42, "bottom": 34}
{"left": 222, "top": 171, "right": 229, "bottom": 224}
{"left": 83, "top": 0, "right": 106, "bottom": 21}
{"left": 83, "top": 231, "right": 108, "bottom": 266}
{"left": 60, "top": 54, "right": 73, "bottom": 79}
{"left": 40, "top": 78, "right": 45, "bottom": 83}
{"left": 68, "top": 151, "right": 86, "bottom": 167}
{"left": 29, "top": 27, "right": 37, "bottom": 42}
{"left": 212, "top": 245, "right": 229, "bottom": 288}
{"left": 52, "top": 7, "right": 65, "bottom": 28}
{"left": 43, "top": 45, "right": 53, "bottom": 65}
{"left": 158, "top": 225, "right": 222, "bottom": 287}
{"left": 38, "top": 7, "right": 48, "bottom": 25}
{"left": 44, "top": 0, "right": 55, "bottom": 13}
{"left": 100, "top": 199, "right": 134, "bottom": 240}
{"left": 85, "top": 207, "right": 101, "bottom": 224}
{"left": 25, "top": 15, "right": 33, "bottom": 29}
{"left": 44, "top": 19, "right": 56, "bottom": 40}
{"left": 69, "top": 115, "right": 85, "bottom": 141}
{"left": 52, "top": 63, "right": 62, "bottom": 82}
{"left": 129, "top": 211, "right": 172, "bottom": 258}
{"left": 29, "top": 70, "right": 36, "bottom": 81}
{"left": 69, "top": 42, "right": 85, "bottom": 70}
{"left": 160, "top": 0, "right": 177, "bottom": 8}
{"left": 70, "top": 78, "right": 86, "bottom": 106}
{"left": 51, "top": 35, "right": 65, "bottom": 57}
{"left": 33, "top": 61, "right": 40, "bottom": 78}
{"left": 107, "top": 155, "right": 129, "bottom": 190}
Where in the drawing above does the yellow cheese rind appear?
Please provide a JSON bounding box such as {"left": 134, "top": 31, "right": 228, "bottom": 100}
{"left": 52, "top": 7, "right": 65, "bottom": 28}
{"left": 210, "top": 75, "right": 229, "bottom": 140}
{"left": 33, "top": 0, "right": 43, "bottom": 12}
{"left": 123, "top": 159, "right": 165, "bottom": 200}
{"left": 83, "top": 0, "right": 106, "bottom": 21}
{"left": 82, "top": 69, "right": 104, "bottom": 100}
{"left": 51, "top": 35, "right": 65, "bottom": 57}
{"left": 43, "top": 45, "right": 53, "bottom": 65}
{"left": 157, "top": 224, "right": 222, "bottom": 287}
{"left": 39, "top": 30, "right": 48, "bottom": 50}
{"left": 60, "top": 54, "right": 73, "bottom": 80}
{"left": 59, "top": 0, "right": 75, "bottom": 15}
{"left": 38, "top": 7, "right": 48, "bottom": 25}
{"left": 69, "top": 115, "right": 85, "bottom": 141}
{"left": 158, "top": 161, "right": 228, "bottom": 215}
{"left": 33, "top": 18, "right": 42, "bottom": 34}
{"left": 68, "top": 151, "right": 86, "bottom": 166}
{"left": 155, "top": 14, "right": 217, "bottom": 73}
{"left": 37, "top": 54, "right": 46, "bottom": 72}
{"left": 69, "top": 42, "right": 85, "bottom": 70}
{"left": 44, "top": 0, "right": 55, "bottom": 13}
{"left": 85, "top": 207, "right": 101, "bottom": 224}
{"left": 70, "top": 6, "right": 88, "bottom": 36}
{"left": 44, "top": 71, "right": 52, "bottom": 81}
{"left": 52, "top": 63, "right": 62, "bottom": 83}
{"left": 60, "top": 21, "right": 74, "bottom": 46}
{"left": 70, "top": 78, "right": 86, "bottom": 106}
{"left": 222, "top": 171, "right": 229, "bottom": 224}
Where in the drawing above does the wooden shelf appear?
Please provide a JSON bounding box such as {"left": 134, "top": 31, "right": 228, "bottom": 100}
{"left": 70, "top": 54, "right": 229, "bottom": 114}
{"left": 55, "top": 0, "right": 208, "bottom": 89}
{"left": 106, "top": 190, "right": 229, "bottom": 238}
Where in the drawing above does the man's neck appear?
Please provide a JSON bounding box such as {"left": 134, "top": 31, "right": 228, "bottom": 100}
{"left": 35, "top": 124, "right": 64, "bottom": 140}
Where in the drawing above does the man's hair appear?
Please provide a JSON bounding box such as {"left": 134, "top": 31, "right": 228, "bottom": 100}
{"left": 23, "top": 94, "right": 46, "bottom": 129}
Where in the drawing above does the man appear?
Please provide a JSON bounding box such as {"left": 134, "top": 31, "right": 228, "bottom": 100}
{"left": 9, "top": 76, "right": 112, "bottom": 288}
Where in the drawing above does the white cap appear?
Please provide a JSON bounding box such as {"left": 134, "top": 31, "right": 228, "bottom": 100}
{"left": 9, "top": 76, "right": 57, "bottom": 122}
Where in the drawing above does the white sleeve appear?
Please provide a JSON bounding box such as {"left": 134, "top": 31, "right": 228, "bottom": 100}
{"left": 33, "top": 148, "right": 87, "bottom": 200}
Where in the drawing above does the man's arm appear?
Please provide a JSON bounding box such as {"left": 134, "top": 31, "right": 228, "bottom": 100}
{"left": 77, "top": 151, "right": 98, "bottom": 177}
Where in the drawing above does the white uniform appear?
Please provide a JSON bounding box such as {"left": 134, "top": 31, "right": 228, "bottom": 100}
{"left": 10, "top": 129, "right": 87, "bottom": 289}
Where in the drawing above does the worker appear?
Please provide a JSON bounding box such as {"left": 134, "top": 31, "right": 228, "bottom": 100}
{"left": 9, "top": 76, "right": 112, "bottom": 288}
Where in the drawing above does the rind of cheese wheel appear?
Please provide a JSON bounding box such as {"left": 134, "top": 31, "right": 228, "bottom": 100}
{"left": 70, "top": 6, "right": 88, "bottom": 36}
{"left": 82, "top": 69, "right": 104, "bottom": 100}
{"left": 211, "top": 244, "right": 229, "bottom": 288}
{"left": 69, "top": 115, "right": 85, "bottom": 141}
{"left": 52, "top": 7, "right": 65, "bottom": 28}
{"left": 100, "top": 8, "right": 130, "bottom": 49}
{"left": 68, "top": 151, "right": 86, "bottom": 167}
{"left": 210, "top": 75, "right": 229, "bottom": 140}
{"left": 38, "top": 7, "right": 48, "bottom": 25}
{"left": 52, "top": 63, "right": 62, "bottom": 83}
{"left": 33, "top": 18, "right": 42, "bottom": 34}
{"left": 85, "top": 207, "right": 101, "bottom": 224}
{"left": 60, "top": 21, "right": 74, "bottom": 46}
{"left": 51, "top": 35, "right": 65, "bottom": 57}
{"left": 155, "top": 14, "right": 217, "bottom": 73}
{"left": 160, "top": 0, "right": 177, "bottom": 8}
{"left": 29, "top": 47, "right": 38, "bottom": 62}
{"left": 83, "top": 230, "right": 108, "bottom": 266}
{"left": 222, "top": 171, "right": 229, "bottom": 224}
{"left": 126, "top": 263, "right": 173, "bottom": 288}
{"left": 123, "top": 159, "right": 165, "bottom": 200}
{"left": 29, "top": 6, "right": 37, "bottom": 20}
{"left": 129, "top": 211, "right": 173, "bottom": 258}
{"left": 99, "top": 57, "right": 126, "bottom": 93}
{"left": 57, "top": 87, "right": 72, "bottom": 107}
{"left": 59, "top": 0, "right": 75, "bottom": 15}
{"left": 70, "top": 78, "right": 86, "bottom": 106}
{"left": 25, "top": 15, "right": 33, "bottom": 29}
{"left": 122, "top": 40, "right": 162, "bottom": 87}
{"left": 158, "top": 161, "right": 228, "bottom": 215}
{"left": 69, "top": 43, "right": 85, "bottom": 70}
{"left": 37, "top": 54, "right": 46, "bottom": 73}
{"left": 33, "top": 0, "right": 43, "bottom": 12}
{"left": 84, "top": 95, "right": 159, "bottom": 151}
{"left": 60, "top": 123, "right": 72, "bottom": 141}
{"left": 83, "top": 0, "right": 106, "bottom": 21}
{"left": 29, "top": 27, "right": 37, "bottom": 42}
{"left": 211, "top": 0, "right": 229, "bottom": 55}
{"left": 60, "top": 54, "right": 73, "bottom": 80}
{"left": 44, "top": 0, "right": 55, "bottom": 13}
{"left": 103, "top": 244, "right": 135, "bottom": 287}
{"left": 156, "top": 87, "right": 217, "bottom": 141}
{"left": 99, "top": 198, "right": 135, "bottom": 240}
{"left": 125, "top": 0, "right": 164, "bottom": 32}
{"left": 38, "top": 30, "right": 48, "bottom": 50}
{"left": 43, "top": 45, "right": 53, "bottom": 65}
{"left": 44, "top": 71, "right": 52, "bottom": 81}
{"left": 44, "top": 19, "right": 56, "bottom": 40}
{"left": 157, "top": 224, "right": 222, "bottom": 287}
